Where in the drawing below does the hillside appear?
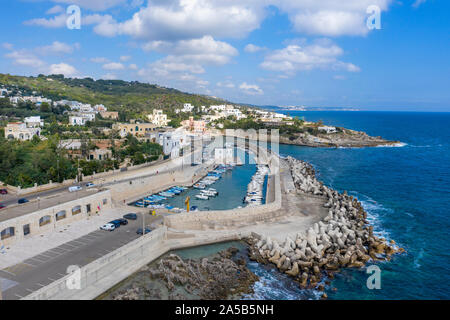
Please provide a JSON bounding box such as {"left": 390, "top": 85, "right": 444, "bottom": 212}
{"left": 0, "top": 73, "right": 228, "bottom": 116}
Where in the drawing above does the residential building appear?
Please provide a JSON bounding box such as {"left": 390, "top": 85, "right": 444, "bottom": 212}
{"left": 181, "top": 117, "right": 206, "bottom": 134}
{"left": 100, "top": 111, "right": 119, "bottom": 120}
{"left": 157, "top": 128, "right": 188, "bottom": 157}
{"left": 147, "top": 109, "right": 169, "bottom": 127}
{"left": 112, "top": 122, "right": 157, "bottom": 138}
{"left": 24, "top": 116, "right": 44, "bottom": 128}
{"left": 69, "top": 116, "right": 87, "bottom": 126}
{"left": 4, "top": 123, "right": 41, "bottom": 141}
{"left": 318, "top": 126, "right": 337, "bottom": 134}
{"left": 93, "top": 104, "right": 107, "bottom": 112}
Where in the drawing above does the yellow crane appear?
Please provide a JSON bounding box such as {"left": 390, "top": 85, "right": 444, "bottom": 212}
{"left": 185, "top": 196, "right": 190, "bottom": 213}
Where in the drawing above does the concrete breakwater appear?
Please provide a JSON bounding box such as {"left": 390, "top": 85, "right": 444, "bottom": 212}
{"left": 247, "top": 156, "right": 405, "bottom": 297}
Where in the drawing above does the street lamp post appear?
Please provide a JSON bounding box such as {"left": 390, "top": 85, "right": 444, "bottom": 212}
{"left": 141, "top": 212, "right": 145, "bottom": 237}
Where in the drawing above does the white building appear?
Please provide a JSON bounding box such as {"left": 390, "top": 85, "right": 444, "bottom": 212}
{"left": 158, "top": 128, "right": 188, "bottom": 157}
{"left": 93, "top": 104, "right": 107, "bottom": 112}
{"left": 183, "top": 103, "right": 195, "bottom": 112}
{"left": 4, "top": 123, "right": 41, "bottom": 141}
{"left": 69, "top": 116, "right": 87, "bottom": 126}
{"left": 24, "top": 116, "right": 44, "bottom": 128}
{"left": 318, "top": 126, "right": 337, "bottom": 134}
{"left": 148, "top": 109, "right": 169, "bottom": 127}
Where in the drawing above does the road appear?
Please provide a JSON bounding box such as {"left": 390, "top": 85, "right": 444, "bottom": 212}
{"left": 0, "top": 214, "right": 162, "bottom": 300}
{"left": 0, "top": 142, "right": 213, "bottom": 208}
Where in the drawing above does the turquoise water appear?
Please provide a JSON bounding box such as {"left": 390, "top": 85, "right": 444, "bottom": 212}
{"left": 163, "top": 149, "right": 258, "bottom": 211}
{"left": 267, "top": 111, "right": 450, "bottom": 300}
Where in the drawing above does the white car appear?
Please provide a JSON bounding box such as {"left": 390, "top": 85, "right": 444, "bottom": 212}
{"left": 86, "top": 183, "right": 95, "bottom": 188}
{"left": 68, "top": 186, "right": 82, "bottom": 193}
{"left": 100, "top": 223, "right": 116, "bottom": 231}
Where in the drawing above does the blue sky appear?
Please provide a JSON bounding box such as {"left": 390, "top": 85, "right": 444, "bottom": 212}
{"left": 0, "top": 0, "right": 449, "bottom": 111}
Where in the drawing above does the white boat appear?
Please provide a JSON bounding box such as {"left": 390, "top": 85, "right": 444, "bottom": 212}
{"left": 195, "top": 194, "right": 209, "bottom": 200}
{"left": 194, "top": 183, "right": 206, "bottom": 189}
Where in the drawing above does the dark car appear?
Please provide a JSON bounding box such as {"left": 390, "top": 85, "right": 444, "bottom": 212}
{"left": 0, "top": 203, "right": 6, "bottom": 210}
{"left": 0, "top": 189, "right": 8, "bottom": 195}
{"left": 18, "top": 198, "right": 29, "bottom": 204}
{"left": 136, "top": 228, "right": 151, "bottom": 235}
{"left": 117, "top": 218, "right": 128, "bottom": 226}
{"left": 123, "top": 213, "right": 138, "bottom": 220}
{"left": 109, "top": 220, "right": 121, "bottom": 228}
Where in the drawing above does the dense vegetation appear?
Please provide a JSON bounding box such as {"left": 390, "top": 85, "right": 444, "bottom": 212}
{"left": 0, "top": 133, "right": 163, "bottom": 187}
{"left": 0, "top": 73, "right": 227, "bottom": 120}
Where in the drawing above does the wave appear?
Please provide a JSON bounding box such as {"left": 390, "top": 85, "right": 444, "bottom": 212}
{"left": 376, "top": 142, "right": 407, "bottom": 148}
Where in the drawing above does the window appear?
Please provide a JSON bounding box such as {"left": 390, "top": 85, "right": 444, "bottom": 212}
{"left": 72, "top": 205, "right": 82, "bottom": 216}
{"left": 1, "top": 227, "right": 15, "bottom": 240}
{"left": 23, "top": 224, "right": 30, "bottom": 236}
{"left": 103, "top": 199, "right": 108, "bottom": 205}
{"left": 39, "top": 215, "right": 51, "bottom": 227}
{"left": 86, "top": 204, "right": 91, "bottom": 213}
{"left": 55, "top": 210, "right": 67, "bottom": 221}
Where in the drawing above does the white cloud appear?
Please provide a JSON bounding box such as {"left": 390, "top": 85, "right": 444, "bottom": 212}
{"left": 102, "top": 62, "right": 125, "bottom": 70}
{"left": 5, "top": 50, "right": 45, "bottom": 68}
{"left": 240, "top": 82, "right": 263, "bottom": 95}
{"left": 120, "top": 55, "right": 131, "bottom": 62}
{"left": 90, "top": 57, "right": 109, "bottom": 63}
{"left": 48, "top": 0, "right": 127, "bottom": 11}
{"left": 129, "top": 64, "right": 138, "bottom": 70}
{"left": 144, "top": 36, "right": 238, "bottom": 66}
{"left": 92, "top": 0, "right": 265, "bottom": 40}
{"left": 217, "top": 80, "right": 235, "bottom": 88}
{"left": 49, "top": 63, "right": 78, "bottom": 77}
{"left": 25, "top": 13, "right": 114, "bottom": 29}
{"left": 24, "top": 14, "right": 68, "bottom": 28}
{"left": 275, "top": 0, "right": 392, "bottom": 36}
{"left": 46, "top": 5, "right": 64, "bottom": 15}
{"left": 38, "top": 41, "right": 80, "bottom": 55}
{"left": 261, "top": 39, "right": 360, "bottom": 75}
{"left": 244, "top": 44, "right": 266, "bottom": 53}
{"left": 2, "top": 43, "right": 14, "bottom": 50}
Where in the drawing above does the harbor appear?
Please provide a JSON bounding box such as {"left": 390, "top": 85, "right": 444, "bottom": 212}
{"left": 130, "top": 148, "right": 269, "bottom": 212}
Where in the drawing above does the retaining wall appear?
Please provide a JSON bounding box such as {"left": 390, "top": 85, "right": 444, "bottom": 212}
{"left": 0, "top": 190, "right": 112, "bottom": 246}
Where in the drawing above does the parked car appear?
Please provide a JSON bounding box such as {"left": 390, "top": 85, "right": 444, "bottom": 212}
{"left": 109, "top": 220, "right": 122, "bottom": 228}
{"left": 69, "top": 186, "right": 82, "bottom": 192}
{"left": 123, "top": 213, "right": 138, "bottom": 220}
{"left": 85, "top": 183, "right": 95, "bottom": 188}
{"left": 18, "top": 198, "right": 29, "bottom": 204}
{"left": 0, "top": 189, "right": 8, "bottom": 195}
{"left": 100, "top": 223, "right": 116, "bottom": 231}
{"left": 0, "top": 203, "right": 6, "bottom": 210}
{"left": 136, "top": 228, "right": 152, "bottom": 235}
{"left": 117, "top": 218, "right": 128, "bottom": 225}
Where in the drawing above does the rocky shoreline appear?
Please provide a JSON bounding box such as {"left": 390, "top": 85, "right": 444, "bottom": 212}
{"left": 110, "top": 247, "right": 258, "bottom": 300}
{"left": 246, "top": 156, "right": 405, "bottom": 299}
{"left": 279, "top": 129, "right": 402, "bottom": 148}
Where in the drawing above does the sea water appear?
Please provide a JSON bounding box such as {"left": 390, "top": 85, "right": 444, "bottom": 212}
{"left": 246, "top": 111, "right": 449, "bottom": 300}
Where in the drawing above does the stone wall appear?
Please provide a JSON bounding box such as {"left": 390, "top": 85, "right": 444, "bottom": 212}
{"left": 0, "top": 190, "right": 112, "bottom": 246}
{"left": 23, "top": 227, "right": 254, "bottom": 300}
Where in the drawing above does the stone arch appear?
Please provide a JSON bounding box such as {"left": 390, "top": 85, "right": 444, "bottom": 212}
{"left": 1, "top": 227, "right": 15, "bottom": 240}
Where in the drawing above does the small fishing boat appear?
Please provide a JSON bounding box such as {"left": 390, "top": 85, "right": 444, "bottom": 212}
{"left": 195, "top": 194, "right": 209, "bottom": 200}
